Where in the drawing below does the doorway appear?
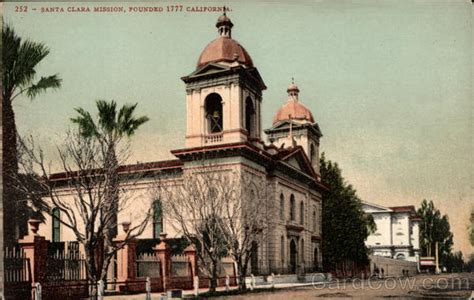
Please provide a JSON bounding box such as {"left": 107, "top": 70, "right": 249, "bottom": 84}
{"left": 251, "top": 241, "right": 259, "bottom": 275}
{"left": 290, "top": 239, "right": 297, "bottom": 274}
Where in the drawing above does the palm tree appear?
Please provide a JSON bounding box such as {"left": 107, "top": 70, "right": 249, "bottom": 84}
{"left": 71, "top": 99, "right": 149, "bottom": 280}
{"left": 2, "top": 24, "right": 61, "bottom": 244}
{"left": 71, "top": 99, "right": 149, "bottom": 167}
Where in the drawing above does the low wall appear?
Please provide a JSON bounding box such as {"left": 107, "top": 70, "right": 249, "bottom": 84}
{"left": 369, "top": 255, "right": 418, "bottom": 277}
{"left": 40, "top": 280, "right": 89, "bottom": 300}
{"left": 169, "top": 276, "right": 193, "bottom": 290}
{"left": 198, "top": 276, "right": 237, "bottom": 288}
{"left": 3, "top": 282, "right": 31, "bottom": 300}
{"left": 118, "top": 277, "right": 164, "bottom": 293}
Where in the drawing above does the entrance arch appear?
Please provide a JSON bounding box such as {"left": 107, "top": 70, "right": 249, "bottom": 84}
{"left": 290, "top": 239, "right": 297, "bottom": 274}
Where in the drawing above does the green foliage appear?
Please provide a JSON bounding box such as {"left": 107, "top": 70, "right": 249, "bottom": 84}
{"left": 2, "top": 24, "right": 61, "bottom": 243}
{"left": 320, "top": 153, "right": 375, "bottom": 271}
{"left": 417, "top": 199, "right": 454, "bottom": 266}
{"left": 71, "top": 100, "right": 149, "bottom": 143}
{"left": 465, "top": 253, "right": 474, "bottom": 272}
{"left": 2, "top": 24, "right": 61, "bottom": 101}
{"left": 444, "top": 251, "right": 466, "bottom": 273}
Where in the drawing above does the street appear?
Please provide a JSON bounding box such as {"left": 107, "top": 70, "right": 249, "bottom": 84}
{"left": 213, "top": 273, "right": 474, "bottom": 299}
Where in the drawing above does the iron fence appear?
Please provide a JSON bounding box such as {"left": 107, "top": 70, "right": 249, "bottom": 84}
{"left": 4, "top": 247, "right": 31, "bottom": 283}
{"left": 44, "top": 251, "right": 87, "bottom": 281}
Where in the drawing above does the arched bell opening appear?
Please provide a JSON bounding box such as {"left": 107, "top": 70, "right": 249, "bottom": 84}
{"left": 204, "top": 93, "right": 223, "bottom": 134}
{"left": 245, "top": 96, "right": 255, "bottom": 137}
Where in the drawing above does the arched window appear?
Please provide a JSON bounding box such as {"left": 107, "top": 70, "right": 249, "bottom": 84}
{"left": 205, "top": 93, "right": 223, "bottom": 133}
{"left": 300, "top": 201, "right": 305, "bottom": 225}
{"left": 153, "top": 200, "right": 163, "bottom": 239}
{"left": 279, "top": 193, "right": 285, "bottom": 220}
{"left": 245, "top": 97, "right": 255, "bottom": 136}
{"left": 313, "top": 247, "right": 319, "bottom": 270}
{"left": 396, "top": 253, "right": 406, "bottom": 260}
{"left": 251, "top": 241, "right": 259, "bottom": 275}
{"left": 52, "top": 207, "right": 61, "bottom": 242}
{"left": 310, "top": 144, "right": 316, "bottom": 163}
{"left": 290, "top": 194, "right": 295, "bottom": 221}
{"left": 301, "top": 239, "right": 305, "bottom": 263}
{"left": 280, "top": 236, "right": 285, "bottom": 266}
{"left": 313, "top": 210, "right": 317, "bottom": 231}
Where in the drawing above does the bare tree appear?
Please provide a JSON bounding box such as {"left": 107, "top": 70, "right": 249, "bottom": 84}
{"left": 16, "top": 131, "right": 152, "bottom": 296}
{"left": 160, "top": 168, "right": 231, "bottom": 293}
{"left": 219, "top": 170, "right": 272, "bottom": 290}
{"left": 160, "top": 165, "right": 273, "bottom": 291}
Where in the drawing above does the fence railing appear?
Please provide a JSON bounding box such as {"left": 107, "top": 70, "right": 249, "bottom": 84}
{"left": 137, "top": 253, "right": 161, "bottom": 278}
{"left": 4, "top": 247, "right": 31, "bottom": 283}
{"left": 44, "top": 251, "right": 87, "bottom": 281}
{"left": 47, "top": 241, "right": 80, "bottom": 256}
{"left": 204, "top": 133, "right": 223, "bottom": 143}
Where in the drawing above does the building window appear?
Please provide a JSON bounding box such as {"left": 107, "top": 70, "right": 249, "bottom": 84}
{"left": 313, "top": 210, "right": 317, "bottom": 231}
{"left": 290, "top": 194, "right": 295, "bottom": 221}
{"left": 52, "top": 207, "right": 60, "bottom": 242}
{"left": 313, "top": 247, "right": 319, "bottom": 270}
{"left": 153, "top": 200, "right": 163, "bottom": 239}
{"left": 280, "top": 236, "right": 285, "bottom": 266}
{"left": 279, "top": 193, "right": 285, "bottom": 220}
{"left": 300, "top": 201, "right": 304, "bottom": 225}
{"left": 301, "top": 239, "right": 305, "bottom": 263}
{"left": 310, "top": 144, "right": 315, "bottom": 163}
{"left": 396, "top": 253, "right": 406, "bottom": 260}
{"left": 245, "top": 97, "right": 255, "bottom": 136}
{"left": 205, "top": 93, "right": 223, "bottom": 133}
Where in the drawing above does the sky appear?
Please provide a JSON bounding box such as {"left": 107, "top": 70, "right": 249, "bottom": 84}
{"left": 4, "top": 0, "right": 473, "bottom": 256}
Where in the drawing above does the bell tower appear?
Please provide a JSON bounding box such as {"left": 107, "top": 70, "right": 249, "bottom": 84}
{"left": 181, "top": 12, "right": 266, "bottom": 148}
{"left": 265, "top": 81, "right": 322, "bottom": 175}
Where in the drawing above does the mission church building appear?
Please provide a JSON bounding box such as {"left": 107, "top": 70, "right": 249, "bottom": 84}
{"left": 39, "top": 13, "right": 326, "bottom": 275}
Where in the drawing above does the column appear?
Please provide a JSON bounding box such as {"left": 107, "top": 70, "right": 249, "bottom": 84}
{"left": 154, "top": 233, "right": 171, "bottom": 290}
{"left": 184, "top": 245, "right": 197, "bottom": 278}
{"left": 18, "top": 219, "right": 48, "bottom": 284}
{"left": 114, "top": 222, "right": 137, "bottom": 291}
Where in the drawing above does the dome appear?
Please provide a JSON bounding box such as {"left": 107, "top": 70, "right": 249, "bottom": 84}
{"left": 272, "top": 101, "right": 315, "bottom": 125}
{"left": 197, "top": 37, "right": 254, "bottom": 68}
{"left": 197, "top": 13, "right": 254, "bottom": 68}
{"left": 272, "top": 83, "right": 315, "bottom": 125}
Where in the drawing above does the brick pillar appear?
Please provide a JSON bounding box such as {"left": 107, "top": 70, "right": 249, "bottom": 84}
{"left": 184, "top": 245, "right": 197, "bottom": 278}
{"left": 114, "top": 222, "right": 137, "bottom": 291}
{"left": 18, "top": 219, "right": 48, "bottom": 284}
{"left": 154, "top": 233, "right": 170, "bottom": 290}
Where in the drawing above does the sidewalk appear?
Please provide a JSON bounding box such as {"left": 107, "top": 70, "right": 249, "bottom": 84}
{"left": 103, "top": 281, "right": 319, "bottom": 299}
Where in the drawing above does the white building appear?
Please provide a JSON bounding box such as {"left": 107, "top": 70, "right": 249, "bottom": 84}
{"left": 362, "top": 201, "right": 421, "bottom": 262}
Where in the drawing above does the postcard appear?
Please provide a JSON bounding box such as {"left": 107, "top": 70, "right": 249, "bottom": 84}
{"left": 1, "top": 1, "right": 473, "bottom": 299}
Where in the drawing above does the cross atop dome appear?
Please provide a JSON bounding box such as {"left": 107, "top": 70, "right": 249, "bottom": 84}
{"left": 216, "top": 7, "right": 233, "bottom": 38}
{"left": 287, "top": 78, "right": 300, "bottom": 101}
{"left": 196, "top": 10, "right": 254, "bottom": 68}
{"left": 272, "top": 80, "right": 314, "bottom": 125}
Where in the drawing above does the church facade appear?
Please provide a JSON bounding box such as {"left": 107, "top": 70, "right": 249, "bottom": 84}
{"left": 38, "top": 13, "right": 326, "bottom": 275}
